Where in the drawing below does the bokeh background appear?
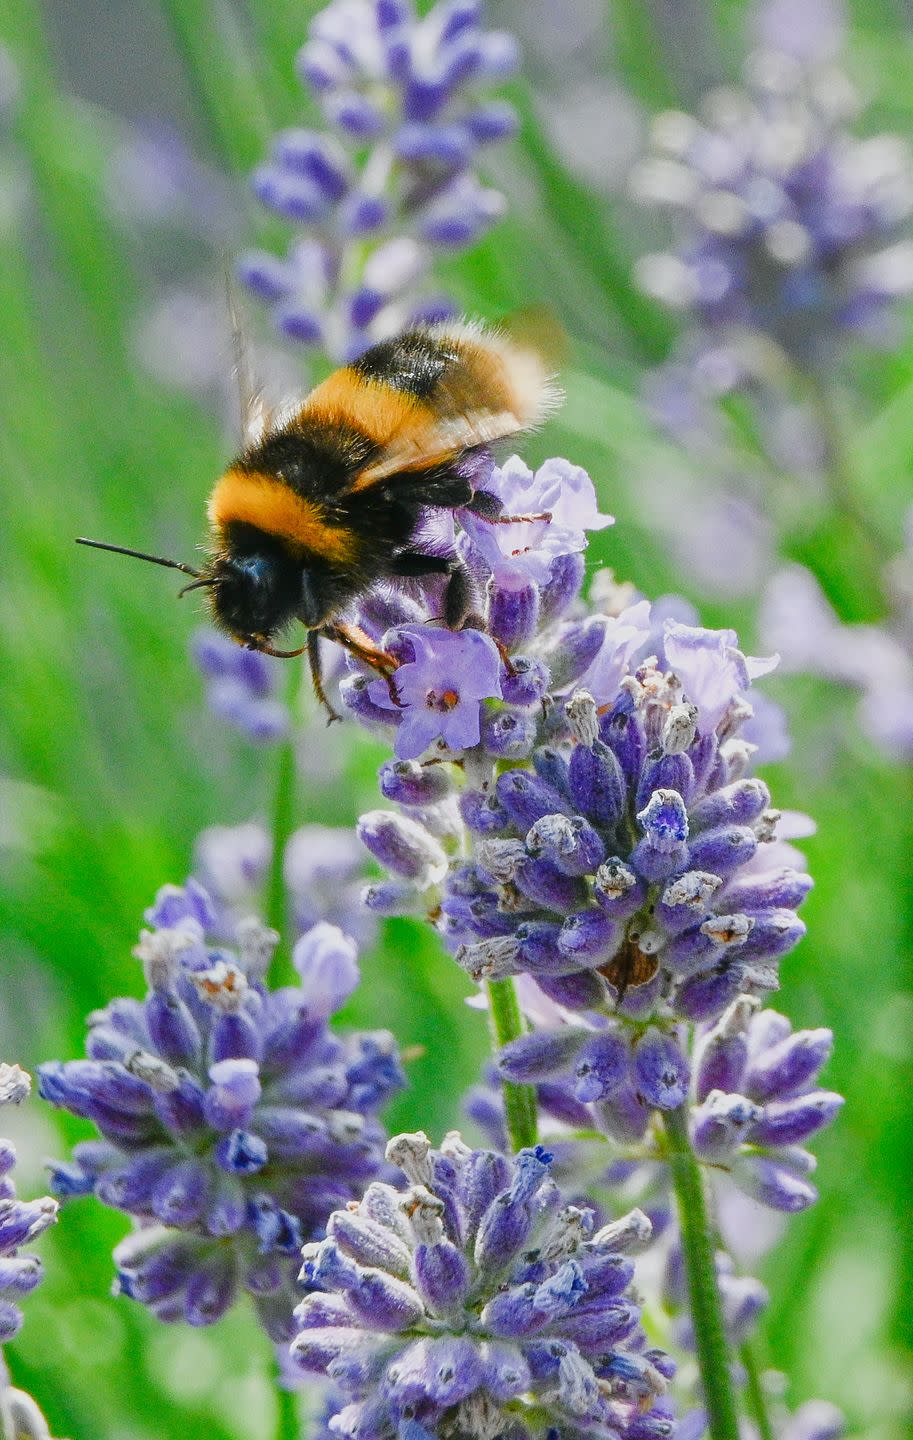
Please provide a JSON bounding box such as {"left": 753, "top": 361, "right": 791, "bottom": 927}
{"left": 0, "top": 1, "right": 911, "bottom": 1437}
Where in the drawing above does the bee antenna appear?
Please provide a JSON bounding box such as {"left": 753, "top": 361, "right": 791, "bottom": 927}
{"left": 178, "top": 577, "right": 217, "bottom": 598}
{"left": 75, "top": 537, "right": 203, "bottom": 580}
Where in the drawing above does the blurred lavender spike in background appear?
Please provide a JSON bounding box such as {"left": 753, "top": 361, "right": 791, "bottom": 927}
{"left": 632, "top": 0, "right": 913, "bottom": 386}
{"left": 679, "top": 1393, "right": 845, "bottom": 1440}
{"left": 239, "top": 0, "right": 519, "bottom": 359}
{"left": 192, "top": 627, "right": 290, "bottom": 744}
{"left": 192, "top": 818, "right": 377, "bottom": 950}
{"left": 761, "top": 564, "right": 913, "bottom": 759}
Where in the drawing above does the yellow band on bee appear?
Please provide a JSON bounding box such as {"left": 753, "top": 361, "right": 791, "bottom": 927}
{"left": 208, "top": 468, "right": 358, "bottom": 565}
{"left": 302, "top": 369, "right": 434, "bottom": 446}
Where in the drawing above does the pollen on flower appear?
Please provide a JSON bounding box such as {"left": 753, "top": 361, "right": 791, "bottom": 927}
{"left": 426, "top": 687, "right": 460, "bottom": 712}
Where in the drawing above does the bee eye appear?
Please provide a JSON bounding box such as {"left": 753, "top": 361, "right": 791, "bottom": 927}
{"left": 234, "top": 555, "right": 273, "bottom": 591}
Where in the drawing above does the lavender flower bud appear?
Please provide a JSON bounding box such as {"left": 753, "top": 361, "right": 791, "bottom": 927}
{"left": 379, "top": 759, "right": 453, "bottom": 807}
{"left": 357, "top": 810, "right": 448, "bottom": 884}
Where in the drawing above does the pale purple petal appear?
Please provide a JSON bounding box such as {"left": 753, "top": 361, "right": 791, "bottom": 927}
{"left": 577, "top": 601, "right": 653, "bottom": 704}
{"left": 664, "top": 621, "right": 777, "bottom": 732}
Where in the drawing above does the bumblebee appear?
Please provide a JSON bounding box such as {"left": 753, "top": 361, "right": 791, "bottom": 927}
{"left": 78, "top": 322, "right": 558, "bottom": 707}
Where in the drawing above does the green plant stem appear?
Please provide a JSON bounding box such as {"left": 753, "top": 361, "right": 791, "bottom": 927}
{"left": 740, "top": 1340, "right": 775, "bottom": 1440}
{"left": 804, "top": 373, "right": 894, "bottom": 580}
{"left": 265, "top": 735, "right": 297, "bottom": 984}
{"left": 276, "top": 1382, "right": 299, "bottom": 1440}
{"left": 484, "top": 977, "right": 537, "bottom": 1152}
{"left": 265, "top": 662, "right": 302, "bottom": 985}
{"left": 663, "top": 1106, "right": 740, "bottom": 1440}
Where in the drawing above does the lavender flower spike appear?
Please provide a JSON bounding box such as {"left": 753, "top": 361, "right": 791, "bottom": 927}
{"left": 39, "top": 879, "right": 403, "bottom": 1342}
{"left": 348, "top": 467, "right": 807, "bottom": 1046}
{"left": 242, "top": 0, "right": 519, "bottom": 358}
{"left": 498, "top": 1000, "right": 840, "bottom": 1214}
{"left": 0, "top": 1070, "right": 68, "bottom": 1439}
{"left": 1, "top": 1067, "right": 58, "bottom": 1346}
{"left": 293, "top": 1130, "right": 673, "bottom": 1439}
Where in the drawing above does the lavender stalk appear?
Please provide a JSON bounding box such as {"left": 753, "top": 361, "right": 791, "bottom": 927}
{"left": 663, "top": 1105, "right": 740, "bottom": 1440}
{"left": 275, "top": 1386, "right": 298, "bottom": 1440}
{"left": 485, "top": 977, "right": 537, "bottom": 1152}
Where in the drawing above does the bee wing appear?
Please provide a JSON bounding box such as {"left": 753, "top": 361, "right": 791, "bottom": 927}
{"left": 346, "top": 325, "right": 561, "bottom": 492}
{"left": 223, "top": 260, "right": 281, "bottom": 448}
{"left": 347, "top": 406, "right": 527, "bottom": 490}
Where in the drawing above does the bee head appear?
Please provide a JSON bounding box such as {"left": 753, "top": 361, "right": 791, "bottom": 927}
{"left": 207, "top": 548, "right": 302, "bottom": 645}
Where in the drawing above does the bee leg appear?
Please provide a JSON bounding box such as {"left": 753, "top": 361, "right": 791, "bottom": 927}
{"left": 465, "top": 489, "right": 552, "bottom": 527}
{"left": 322, "top": 623, "right": 404, "bottom": 708}
{"left": 390, "top": 550, "right": 480, "bottom": 632}
{"left": 443, "top": 561, "right": 482, "bottom": 630}
{"left": 463, "top": 489, "right": 503, "bottom": 521}
{"left": 493, "top": 639, "right": 518, "bottom": 678}
{"left": 390, "top": 551, "right": 454, "bottom": 578}
{"left": 307, "top": 629, "right": 341, "bottom": 725}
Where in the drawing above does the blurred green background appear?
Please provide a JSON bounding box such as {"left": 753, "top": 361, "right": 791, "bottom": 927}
{"left": 0, "top": 1, "right": 911, "bottom": 1437}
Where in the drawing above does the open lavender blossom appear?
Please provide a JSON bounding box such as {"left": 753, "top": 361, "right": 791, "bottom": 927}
{"left": 292, "top": 1129, "right": 674, "bottom": 1439}
{"left": 632, "top": 0, "right": 913, "bottom": 383}
{"left": 0, "top": 1066, "right": 58, "bottom": 1345}
{"left": 241, "top": 0, "right": 518, "bottom": 359}
{"left": 38, "top": 884, "right": 403, "bottom": 1341}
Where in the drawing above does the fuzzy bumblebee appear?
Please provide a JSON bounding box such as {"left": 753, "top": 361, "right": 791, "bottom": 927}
{"left": 78, "top": 323, "right": 558, "bottom": 702}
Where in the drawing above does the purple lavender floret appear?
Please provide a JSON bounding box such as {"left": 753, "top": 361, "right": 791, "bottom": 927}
{"left": 632, "top": 0, "right": 913, "bottom": 388}
{"left": 0, "top": 1066, "right": 58, "bottom": 1344}
{"left": 241, "top": 0, "right": 518, "bottom": 358}
{"left": 192, "top": 627, "right": 289, "bottom": 744}
{"left": 38, "top": 888, "right": 402, "bottom": 1340}
{"left": 292, "top": 1129, "right": 673, "bottom": 1440}
{"left": 367, "top": 625, "right": 504, "bottom": 759}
